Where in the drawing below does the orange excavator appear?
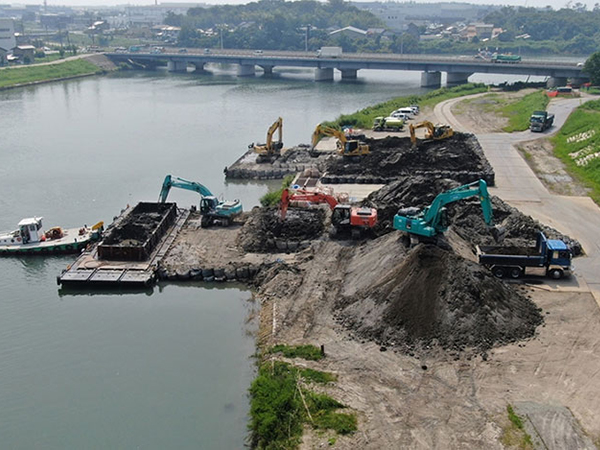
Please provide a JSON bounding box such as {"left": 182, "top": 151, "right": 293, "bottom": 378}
{"left": 280, "top": 188, "right": 377, "bottom": 238}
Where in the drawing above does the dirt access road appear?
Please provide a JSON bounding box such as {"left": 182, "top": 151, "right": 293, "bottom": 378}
{"left": 435, "top": 94, "right": 600, "bottom": 307}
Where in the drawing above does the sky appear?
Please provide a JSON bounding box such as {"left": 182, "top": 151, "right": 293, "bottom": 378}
{"left": 13, "top": 0, "right": 595, "bottom": 12}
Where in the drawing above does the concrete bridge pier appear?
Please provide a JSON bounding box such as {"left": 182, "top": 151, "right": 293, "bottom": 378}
{"left": 192, "top": 62, "right": 206, "bottom": 73}
{"left": 547, "top": 76, "right": 568, "bottom": 88}
{"left": 446, "top": 72, "right": 472, "bottom": 85}
{"left": 167, "top": 60, "right": 188, "bottom": 72}
{"left": 569, "top": 77, "right": 588, "bottom": 88}
{"left": 315, "top": 68, "right": 334, "bottom": 81}
{"left": 421, "top": 71, "right": 441, "bottom": 88}
{"left": 237, "top": 64, "right": 256, "bottom": 77}
{"left": 340, "top": 69, "right": 358, "bottom": 80}
{"left": 260, "top": 65, "right": 274, "bottom": 75}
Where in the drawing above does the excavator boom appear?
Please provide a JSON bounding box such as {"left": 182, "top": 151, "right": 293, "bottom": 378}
{"left": 158, "top": 174, "right": 213, "bottom": 203}
{"left": 252, "top": 117, "right": 283, "bottom": 159}
{"left": 393, "top": 179, "right": 502, "bottom": 240}
{"left": 311, "top": 124, "right": 369, "bottom": 158}
{"left": 280, "top": 188, "right": 338, "bottom": 220}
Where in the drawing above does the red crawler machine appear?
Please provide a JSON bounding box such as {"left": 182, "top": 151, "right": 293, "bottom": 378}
{"left": 280, "top": 188, "right": 377, "bottom": 239}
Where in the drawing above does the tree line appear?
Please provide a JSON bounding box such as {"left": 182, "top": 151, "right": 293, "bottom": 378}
{"left": 165, "top": 0, "right": 600, "bottom": 56}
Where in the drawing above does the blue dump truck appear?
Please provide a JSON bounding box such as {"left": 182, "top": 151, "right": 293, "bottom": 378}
{"left": 477, "top": 232, "right": 572, "bottom": 279}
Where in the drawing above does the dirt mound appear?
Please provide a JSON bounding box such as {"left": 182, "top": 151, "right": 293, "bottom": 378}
{"left": 321, "top": 133, "right": 494, "bottom": 185}
{"left": 238, "top": 206, "right": 325, "bottom": 252}
{"left": 336, "top": 245, "right": 543, "bottom": 354}
{"left": 363, "top": 176, "right": 582, "bottom": 255}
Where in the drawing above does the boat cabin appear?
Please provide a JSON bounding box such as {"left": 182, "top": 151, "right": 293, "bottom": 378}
{"left": 18, "top": 217, "right": 44, "bottom": 244}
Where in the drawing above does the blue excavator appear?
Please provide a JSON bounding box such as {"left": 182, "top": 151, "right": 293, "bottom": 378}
{"left": 393, "top": 179, "right": 504, "bottom": 244}
{"left": 158, "top": 175, "right": 243, "bottom": 227}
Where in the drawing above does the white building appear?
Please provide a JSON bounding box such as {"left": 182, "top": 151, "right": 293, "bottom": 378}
{"left": 0, "top": 18, "right": 16, "bottom": 54}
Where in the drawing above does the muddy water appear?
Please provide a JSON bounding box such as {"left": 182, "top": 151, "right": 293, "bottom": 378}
{"left": 0, "top": 66, "right": 535, "bottom": 448}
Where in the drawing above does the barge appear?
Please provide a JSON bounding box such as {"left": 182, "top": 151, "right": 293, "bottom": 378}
{"left": 57, "top": 202, "right": 188, "bottom": 288}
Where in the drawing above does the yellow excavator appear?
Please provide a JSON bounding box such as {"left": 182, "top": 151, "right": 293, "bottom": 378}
{"left": 310, "top": 124, "right": 369, "bottom": 158}
{"left": 250, "top": 117, "right": 284, "bottom": 163}
{"left": 409, "top": 121, "right": 454, "bottom": 148}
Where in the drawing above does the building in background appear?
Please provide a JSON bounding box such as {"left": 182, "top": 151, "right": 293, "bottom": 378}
{"left": 0, "top": 17, "right": 16, "bottom": 62}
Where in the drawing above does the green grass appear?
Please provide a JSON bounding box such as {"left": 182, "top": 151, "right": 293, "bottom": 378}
{"left": 324, "top": 83, "right": 488, "bottom": 130}
{"left": 502, "top": 404, "right": 534, "bottom": 449}
{"left": 259, "top": 174, "right": 294, "bottom": 207}
{"left": 300, "top": 367, "right": 337, "bottom": 384}
{"left": 551, "top": 99, "right": 600, "bottom": 204}
{"left": 249, "top": 361, "right": 356, "bottom": 449}
{"left": 500, "top": 90, "right": 549, "bottom": 132}
{"left": 269, "top": 344, "right": 324, "bottom": 361}
{"left": 0, "top": 59, "right": 102, "bottom": 89}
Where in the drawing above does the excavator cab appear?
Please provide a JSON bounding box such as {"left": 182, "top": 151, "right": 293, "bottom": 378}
{"left": 200, "top": 196, "right": 219, "bottom": 215}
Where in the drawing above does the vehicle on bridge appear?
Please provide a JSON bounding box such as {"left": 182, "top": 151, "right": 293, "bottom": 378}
{"left": 317, "top": 46, "right": 342, "bottom": 58}
{"left": 491, "top": 53, "right": 521, "bottom": 63}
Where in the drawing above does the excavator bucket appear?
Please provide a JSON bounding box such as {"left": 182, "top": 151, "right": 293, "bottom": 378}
{"left": 491, "top": 225, "right": 506, "bottom": 243}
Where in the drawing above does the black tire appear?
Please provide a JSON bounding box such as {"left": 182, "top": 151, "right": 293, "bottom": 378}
{"left": 509, "top": 267, "right": 522, "bottom": 279}
{"left": 492, "top": 267, "right": 505, "bottom": 278}
{"left": 548, "top": 269, "right": 564, "bottom": 279}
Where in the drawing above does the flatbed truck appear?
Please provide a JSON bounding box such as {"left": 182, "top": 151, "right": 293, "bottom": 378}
{"left": 477, "top": 232, "right": 572, "bottom": 279}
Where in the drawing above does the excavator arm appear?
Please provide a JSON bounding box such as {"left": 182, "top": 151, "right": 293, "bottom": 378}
{"left": 311, "top": 124, "right": 346, "bottom": 150}
{"left": 280, "top": 188, "right": 338, "bottom": 220}
{"left": 394, "top": 179, "right": 503, "bottom": 240}
{"left": 423, "top": 179, "right": 493, "bottom": 228}
{"left": 264, "top": 117, "right": 283, "bottom": 152}
{"left": 158, "top": 174, "right": 214, "bottom": 203}
{"left": 410, "top": 121, "right": 453, "bottom": 148}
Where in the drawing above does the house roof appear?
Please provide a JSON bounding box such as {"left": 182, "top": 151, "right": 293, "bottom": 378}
{"left": 16, "top": 45, "right": 35, "bottom": 50}
{"left": 329, "top": 26, "right": 367, "bottom": 36}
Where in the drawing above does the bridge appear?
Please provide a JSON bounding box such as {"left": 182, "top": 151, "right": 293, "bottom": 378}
{"left": 106, "top": 49, "right": 587, "bottom": 88}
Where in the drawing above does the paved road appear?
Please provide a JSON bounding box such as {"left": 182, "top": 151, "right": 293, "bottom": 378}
{"left": 434, "top": 94, "right": 600, "bottom": 306}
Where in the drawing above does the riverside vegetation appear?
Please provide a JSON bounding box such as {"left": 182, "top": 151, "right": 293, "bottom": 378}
{"left": 0, "top": 59, "right": 103, "bottom": 90}
{"left": 249, "top": 345, "right": 356, "bottom": 449}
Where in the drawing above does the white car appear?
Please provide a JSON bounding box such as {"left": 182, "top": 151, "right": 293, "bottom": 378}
{"left": 391, "top": 112, "right": 410, "bottom": 121}
{"left": 393, "top": 108, "right": 414, "bottom": 119}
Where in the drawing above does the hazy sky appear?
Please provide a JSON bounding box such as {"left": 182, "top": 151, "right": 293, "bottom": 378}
{"left": 19, "top": 0, "right": 593, "bottom": 11}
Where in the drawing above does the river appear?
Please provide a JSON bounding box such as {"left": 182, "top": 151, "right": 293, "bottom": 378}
{"left": 0, "top": 66, "right": 536, "bottom": 449}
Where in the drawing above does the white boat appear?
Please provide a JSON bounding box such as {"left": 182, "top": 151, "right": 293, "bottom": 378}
{"left": 0, "top": 217, "right": 103, "bottom": 255}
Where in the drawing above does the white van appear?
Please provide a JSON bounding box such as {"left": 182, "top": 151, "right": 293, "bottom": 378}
{"left": 391, "top": 111, "right": 410, "bottom": 121}
{"left": 395, "top": 107, "right": 415, "bottom": 118}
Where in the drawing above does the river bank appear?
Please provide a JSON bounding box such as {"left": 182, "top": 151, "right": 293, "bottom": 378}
{"left": 0, "top": 55, "right": 116, "bottom": 90}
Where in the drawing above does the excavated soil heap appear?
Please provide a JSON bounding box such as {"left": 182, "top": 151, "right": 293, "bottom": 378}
{"left": 336, "top": 245, "right": 543, "bottom": 354}
{"left": 322, "top": 133, "right": 494, "bottom": 185}
{"left": 238, "top": 206, "right": 325, "bottom": 253}
{"left": 363, "top": 176, "right": 582, "bottom": 255}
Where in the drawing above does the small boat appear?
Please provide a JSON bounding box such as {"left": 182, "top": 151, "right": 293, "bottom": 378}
{"left": 0, "top": 217, "right": 104, "bottom": 256}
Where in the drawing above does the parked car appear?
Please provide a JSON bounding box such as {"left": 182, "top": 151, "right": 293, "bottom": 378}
{"left": 394, "top": 108, "right": 414, "bottom": 119}
{"left": 254, "top": 49, "right": 264, "bottom": 54}
{"left": 410, "top": 105, "right": 420, "bottom": 115}
{"left": 390, "top": 112, "right": 410, "bottom": 121}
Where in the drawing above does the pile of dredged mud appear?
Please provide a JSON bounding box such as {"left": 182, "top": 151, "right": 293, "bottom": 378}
{"left": 321, "top": 133, "right": 494, "bottom": 185}
{"left": 363, "top": 176, "right": 582, "bottom": 255}
{"left": 238, "top": 206, "right": 325, "bottom": 253}
{"left": 335, "top": 243, "right": 544, "bottom": 354}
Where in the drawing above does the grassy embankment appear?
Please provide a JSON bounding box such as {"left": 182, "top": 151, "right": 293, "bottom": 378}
{"left": 456, "top": 89, "right": 549, "bottom": 132}
{"left": 250, "top": 344, "right": 356, "bottom": 449}
{"left": 551, "top": 99, "right": 600, "bottom": 204}
{"left": 323, "top": 83, "right": 488, "bottom": 129}
{"left": 0, "top": 59, "right": 103, "bottom": 89}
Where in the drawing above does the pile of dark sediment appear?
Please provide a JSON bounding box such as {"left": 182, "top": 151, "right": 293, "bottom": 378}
{"left": 321, "top": 133, "right": 494, "bottom": 186}
{"left": 363, "top": 176, "right": 582, "bottom": 256}
{"left": 238, "top": 206, "right": 325, "bottom": 253}
{"left": 102, "top": 212, "right": 165, "bottom": 246}
{"left": 335, "top": 244, "right": 544, "bottom": 354}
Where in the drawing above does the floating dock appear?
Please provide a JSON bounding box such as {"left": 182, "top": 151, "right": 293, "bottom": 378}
{"left": 57, "top": 203, "right": 189, "bottom": 288}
